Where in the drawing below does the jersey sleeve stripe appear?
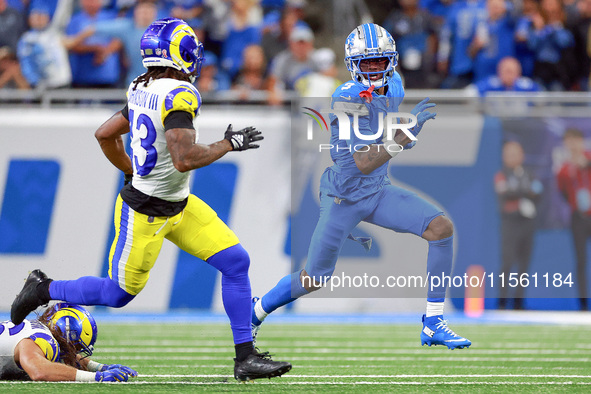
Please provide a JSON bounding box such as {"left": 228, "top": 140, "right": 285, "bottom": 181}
{"left": 162, "top": 86, "right": 200, "bottom": 122}
{"left": 29, "top": 332, "right": 60, "bottom": 362}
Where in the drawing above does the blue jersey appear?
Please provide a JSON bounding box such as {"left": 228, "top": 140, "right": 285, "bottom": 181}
{"left": 473, "top": 16, "right": 515, "bottom": 83}
{"left": 439, "top": 0, "right": 486, "bottom": 76}
{"left": 66, "top": 9, "right": 121, "bottom": 86}
{"left": 321, "top": 74, "right": 404, "bottom": 202}
{"left": 476, "top": 75, "right": 540, "bottom": 95}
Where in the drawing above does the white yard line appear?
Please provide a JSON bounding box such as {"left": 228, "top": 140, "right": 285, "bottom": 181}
{"left": 1, "top": 381, "right": 591, "bottom": 386}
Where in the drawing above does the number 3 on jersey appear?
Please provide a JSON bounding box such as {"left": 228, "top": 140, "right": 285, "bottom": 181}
{"left": 129, "top": 108, "right": 157, "bottom": 176}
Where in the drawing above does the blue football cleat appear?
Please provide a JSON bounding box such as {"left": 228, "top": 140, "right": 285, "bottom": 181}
{"left": 420, "top": 314, "right": 471, "bottom": 350}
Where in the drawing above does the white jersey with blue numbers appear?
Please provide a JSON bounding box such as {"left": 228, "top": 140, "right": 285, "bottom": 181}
{"left": 0, "top": 320, "right": 60, "bottom": 379}
{"left": 126, "top": 78, "right": 202, "bottom": 202}
{"left": 320, "top": 73, "right": 404, "bottom": 201}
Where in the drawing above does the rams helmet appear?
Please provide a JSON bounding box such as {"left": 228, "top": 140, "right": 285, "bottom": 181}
{"left": 140, "top": 18, "right": 204, "bottom": 82}
{"left": 344, "top": 23, "right": 398, "bottom": 89}
{"left": 49, "top": 303, "right": 98, "bottom": 357}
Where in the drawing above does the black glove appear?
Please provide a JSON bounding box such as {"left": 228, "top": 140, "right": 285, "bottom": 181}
{"left": 224, "top": 124, "right": 263, "bottom": 151}
{"left": 124, "top": 173, "right": 133, "bottom": 185}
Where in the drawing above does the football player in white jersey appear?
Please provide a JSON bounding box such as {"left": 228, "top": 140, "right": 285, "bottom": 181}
{"left": 1, "top": 303, "right": 136, "bottom": 382}
{"left": 11, "top": 18, "right": 291, "bottom": 381}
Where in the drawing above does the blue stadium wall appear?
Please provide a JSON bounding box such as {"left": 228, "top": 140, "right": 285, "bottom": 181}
{"left": 0, "top": 108, "right": 583, "bottom": 312}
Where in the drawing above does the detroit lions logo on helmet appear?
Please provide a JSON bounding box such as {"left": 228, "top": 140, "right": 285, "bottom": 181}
{"left": 344, "top": 23, "right": 399, "bottom": 89}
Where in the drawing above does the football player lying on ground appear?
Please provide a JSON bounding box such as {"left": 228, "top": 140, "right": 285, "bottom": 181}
{"left": 1, "top": 303, "right": 137, "bottom": 382}
{"left": 10, "top": 17, "right": 291, "bottom": 381}
{"left": 252, "top": 23, "right": 471, "bottom": 350}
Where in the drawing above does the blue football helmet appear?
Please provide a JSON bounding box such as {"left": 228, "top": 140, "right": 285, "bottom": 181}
{"left": 140, "top": 18, "right": 204, "bottom": 82}
{"left": 49, "top": 303, "right": 98, "bottom": 357}
{"left": 344, "top": 23, "right": 398, "bottom": 89}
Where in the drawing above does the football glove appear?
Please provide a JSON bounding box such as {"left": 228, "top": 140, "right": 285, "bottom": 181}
{"left": 124, "top": 173, "right": 133, "bottom": 185}
{"left": 409, "top": 97, "right": 437, "bottom": 137}
{"left": 224, "top": 124, "right": 263, "bottom": 151}
{"left": 94, "top": 368, "right": 131, "bottom": 382}
{"left": 99, "top": 363, "right": 138, "bottom": 377}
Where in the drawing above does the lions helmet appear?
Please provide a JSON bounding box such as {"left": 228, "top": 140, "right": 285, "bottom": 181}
{"left": 140, "top": 18, "right": 204, "bottom": 82}
{"left": 49, "top": 303, "right": 98, "bottom": 357}
{"left": 344, "top": 23, "right": 398, "bottom": 89}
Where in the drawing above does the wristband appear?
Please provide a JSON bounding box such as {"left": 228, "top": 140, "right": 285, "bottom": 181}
{"left": 75, "top": 370, "right": 96, "bottom": 382}
{"left": 86, "top": 360, "right": 103, "bottom": 372}
{"left": 382, "top": 140, "right": 403, "bottom": 158}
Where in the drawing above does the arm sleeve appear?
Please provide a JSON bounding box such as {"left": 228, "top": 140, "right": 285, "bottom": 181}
{"left": 121, "top": 103, "right": 129, "bottom": 120}
{"left": 164, "top": 111, "right": 194, "bottom": 131}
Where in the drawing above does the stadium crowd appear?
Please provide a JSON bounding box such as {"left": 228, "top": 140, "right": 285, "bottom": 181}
{"left": 0, "top": 0, "right": 589, "bottom": 95}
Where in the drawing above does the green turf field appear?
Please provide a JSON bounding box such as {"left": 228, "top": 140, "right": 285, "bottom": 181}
{"left": 2, "top": 320, "right": 590, "bottom": 392}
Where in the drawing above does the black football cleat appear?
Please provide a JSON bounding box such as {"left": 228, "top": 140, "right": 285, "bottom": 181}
{"left": 11, "top": 269, "right": 52, "bottom": 325}
{"left": 234, "top": 351, "right": 292, "bottom": 382}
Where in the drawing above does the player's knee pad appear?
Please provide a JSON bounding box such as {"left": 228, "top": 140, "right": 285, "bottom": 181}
{"left": 208, "top": 243, "right": 250, "bottom": 277}
{"left": 102, "top": 279, "right": 135, "bottom": 308}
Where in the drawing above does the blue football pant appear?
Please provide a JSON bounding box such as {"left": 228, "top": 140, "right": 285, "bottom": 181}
{"left": 305, "top": 184, "right": 444, "bottom": 281}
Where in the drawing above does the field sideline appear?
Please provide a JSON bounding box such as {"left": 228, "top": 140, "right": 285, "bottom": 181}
{"left": 1, "top": 312, "right": 590, "bottom": 392}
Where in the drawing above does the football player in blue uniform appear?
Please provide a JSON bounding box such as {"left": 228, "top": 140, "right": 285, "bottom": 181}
{"left": 1, "top": 302, "right": 137, "bottom": 382}
{"left": 10, "top": 18, "right": 291, "bottom": 381}
{"left": 252, "top": 23, "right": 471, "bottom": 350}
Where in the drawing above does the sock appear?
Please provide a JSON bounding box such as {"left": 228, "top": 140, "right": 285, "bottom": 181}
{"left": 207, "top": 244, "right": 252, "bottom": 345}
{"left": 234, "top": 341, "right": 254, "bottom": 362}
{"left": 426, "top": 300, "right": 444, "bottom": 317}
{"left": 253, "top": 298, "right": 268, "bottom": 325}
{"left": 49, "top": 277, "right": 135, "bottom": 307}
{"left": 426, "top": 235, "right": 453, "bottom": 299}
{"left": 259, "top": 270, "right": 309, "bottom": 318}
{"left": 37, "top": 279, "right": 52, "bottom": 304}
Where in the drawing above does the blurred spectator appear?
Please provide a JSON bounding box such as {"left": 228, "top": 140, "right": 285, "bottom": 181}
{"left": 0, "top": 0, "right": 27, "bottom": 89}
{"left": 267, "top": 25, "right": 315, "bottom": 104}
{"left": 29, "top": 0, "right": 59, "bottom": 18}
{"left": 233, "top": 44, "right": 267, "bottom": 98}
{"left": 261, "top": 6, "right": 299, "bottom": 66}
{"left": 16, "top": 0, "right": 80, "bottom": 89}
{"left": 572, "top": 0, "right": 591, "bottom": 89}
{"left": 165, "top": 0, "right": 204, "bottom": 29}
{"left": 220, "top": 0, "right": 262, "bottom": 79}
{"left": 494, "top": 141, "right": 543, "bottom": 310}
{"left": 295, "top": 47, "right": 340, "bottom": 97}
{"left": 474, "top": 56, "right": 540, "bottom": 95}
{"left": 437, "top": 0, "right": 487, "bottom": 89}
{"left": 261, "top": 0, "right": 285, "bottom": 13}
{"left": 420, "top": 0, "right": 452, "bottom": 27}
{"left": 196, "top": 50, "right": 231, "bottom": 93}
{"left": 514, "top": 0, "right": 539, "bottom": 77}
{"left": 557, "top": 128, "right": 591, "bottom": 310}
{"left": 469, "top": 0, "right": 516, "bottom": 83}
{"left": 66, "top": 0, "right": 122, "bottom": 87}
{"left": 528, "top": 0, "right": 575, "bottom": 90}
{"left": 7, "top": 0, "right": 25, "bottom": 13}
{"left": 87, "top": 0, "right": 157, "bottom": 86}
{"left": 383, "top": 0, "right": 438, "bottom": 88}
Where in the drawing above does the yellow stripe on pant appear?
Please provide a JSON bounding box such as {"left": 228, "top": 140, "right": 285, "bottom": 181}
{"left": 108, "top": 194, "right": 239, "bottom": 295}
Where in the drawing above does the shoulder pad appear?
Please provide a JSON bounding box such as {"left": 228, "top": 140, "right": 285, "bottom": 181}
{"left": 161, "top": 82, "right": 202, "bottom": 120}
{"left": 28, "top": 326, "right": 60, "bottom": 363}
